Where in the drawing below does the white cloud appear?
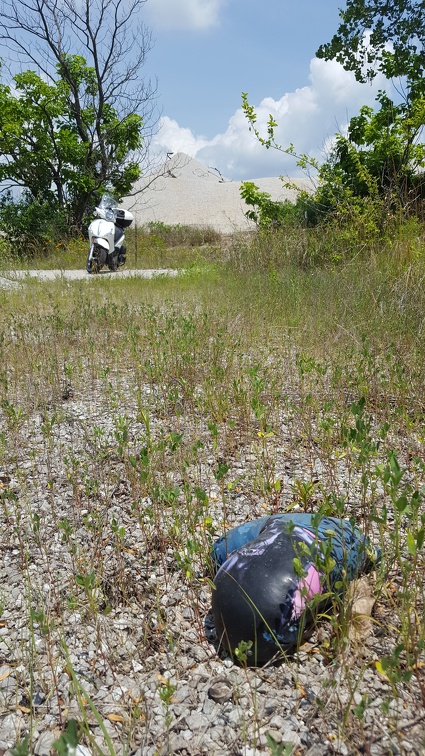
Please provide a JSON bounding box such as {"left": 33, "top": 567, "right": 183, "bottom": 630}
{"left": 146, "top": 0, "right": 224, "bottom": 30}
{"left": 150, "top": 116, "right": 210, "bottom": 157}
{"left": 150, "top": 56, "right": 395, "bottom": 180}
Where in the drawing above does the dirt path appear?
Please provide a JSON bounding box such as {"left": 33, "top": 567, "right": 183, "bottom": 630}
{"left": 0, "top": 268, "right": 179, "bottom": 287}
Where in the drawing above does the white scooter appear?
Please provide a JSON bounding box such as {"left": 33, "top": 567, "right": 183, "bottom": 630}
{"left": 86, "top": 193, "right": 134, "bottom": 274}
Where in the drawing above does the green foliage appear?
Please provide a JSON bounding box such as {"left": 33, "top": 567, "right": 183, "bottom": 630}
{"left": 316, "top": 1, "right": 425, "bottom": 220}
{"left": 240, "top": 94, "right": 375, "bottom": 237}
{"left": 316, "top": 92, "right": 425, "bottom": 217}
{"left": 0, "top": 191, "right": 69, "bottom": 255}
{"left": 240, "top": 181, "right": 305, "bottom": 229}
{"left": 316, "top": 0, "right": 425, "bottom": 101}
{"left": 241, "top": 20, "right": 425, "bottom": 235}
{"left": 0, "top": 58, "right": 143, "bottom": 232}
{"left": 52, "top": 719, "right": 81, "bottom": 754}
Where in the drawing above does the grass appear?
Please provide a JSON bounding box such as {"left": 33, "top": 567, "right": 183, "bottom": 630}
{"left": 0, "top": 223, "right": 223, "bottom": 271}
{"left": 0, "top": 221, "right": 424, "bottom": 754}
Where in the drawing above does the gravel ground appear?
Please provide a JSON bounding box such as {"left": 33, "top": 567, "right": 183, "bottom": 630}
{"left": 1, "top": 158, "right": 423, "bottom": 756}
{"left": 0, "top": 361, "right": 424, "bottom": 756}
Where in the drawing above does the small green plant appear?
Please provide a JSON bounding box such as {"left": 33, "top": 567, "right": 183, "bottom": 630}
{"left": 75, "top": 569, "right": 101, "bottom": 615}
{"left": 375, "top": 644, "right": 414, "bottom": 689}
{"left": 113, "top": 414, "right": 129, "bottom": 459}
{"left": 52, "top": 719, "right": 81, "bottom": 755}
{"left": 291, "top": 478, "right": 319, "bottom": 512}
{"left": 234, "top": 639, "right": 253, "bottom": 666}
{"left": 158, "top": 677, "right": 177, "bottom": 707}
{"left": 266, "top": 732, "right": 292, "bottom": 756}
{"left": 11, "top": 737, "right": 30, "bottom": 756}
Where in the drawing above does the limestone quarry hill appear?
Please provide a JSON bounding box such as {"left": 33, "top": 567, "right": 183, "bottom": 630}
{"left": 123, "top": 153, "right": 315, "bottom": 234}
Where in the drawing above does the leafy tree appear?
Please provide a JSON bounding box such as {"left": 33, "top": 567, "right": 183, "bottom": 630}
{"left": 0, "top": 61, "right": 143, "bottom": 230}
{"left": 239, "top": 4, "right": 425, "bottom": 256}
{"left": 317, "top": 3, "right": 425, "bottom": 215}
{"left": 325, "top": 92, "right": 424, "bottom": 211}
{"left": 0, "top": 0, "right": 156, "bottom": 231}
{"left": 242, "top": 51, "right": 424, "bottom": 224}
{"left": 316, "top": 0, "right": 425, "bottom": 103}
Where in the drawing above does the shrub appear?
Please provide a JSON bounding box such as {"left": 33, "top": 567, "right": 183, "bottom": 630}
{"left": 140, "top": 221, "right": 221, "bottom": 248}
{"left": 240, "top": 181, "right": 303, "bottom": 229}
{"left": 0, "top": 192, "right": 69, "bottom": 256}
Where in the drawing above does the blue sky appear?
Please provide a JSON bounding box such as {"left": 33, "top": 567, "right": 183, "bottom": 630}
{"left": 144, "top": 0, "right": 397, "bottom": 179}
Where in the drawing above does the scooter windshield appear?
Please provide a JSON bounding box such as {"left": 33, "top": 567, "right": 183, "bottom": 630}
{"left": 97, "top": 193, "right": 118, "bottom": 221}
{"left": 99, "top": 193, "right": 118, "bottom": 210}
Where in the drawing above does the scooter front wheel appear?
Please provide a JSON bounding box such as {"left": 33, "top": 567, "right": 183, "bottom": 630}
{"left": 86, "top": 255, "right": 100, "bottom": 274}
